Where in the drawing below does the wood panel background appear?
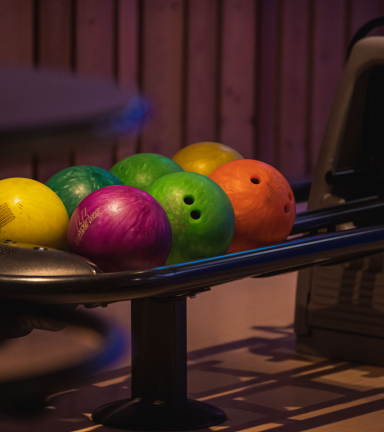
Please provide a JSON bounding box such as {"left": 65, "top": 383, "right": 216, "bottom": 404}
{"left": 0, "top": 0, "right": 384, "bottom": 184}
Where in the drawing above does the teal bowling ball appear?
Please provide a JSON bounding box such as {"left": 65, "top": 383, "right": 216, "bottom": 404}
{"left": 46, "top": 165, "right": 123, "bottom": 218}
{"left": 148, "top": 172, "right": 235, "bottom": 265}
{"left": 110, "top": 153, "right": 183, "bottom": 193}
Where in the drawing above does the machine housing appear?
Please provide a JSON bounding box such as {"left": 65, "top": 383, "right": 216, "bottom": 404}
{"left": 295, "top": 37, "right": 384, "bottom": 366}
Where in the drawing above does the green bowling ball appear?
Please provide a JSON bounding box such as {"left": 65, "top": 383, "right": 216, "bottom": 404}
{"left": 148, "top": 172, "right": 235, "bottom": 265}
{"left": 110, "top": 153, "right": 183, "bottom": 193}
{"left": 46, "top": 165, "right": 123, "bottom": 218}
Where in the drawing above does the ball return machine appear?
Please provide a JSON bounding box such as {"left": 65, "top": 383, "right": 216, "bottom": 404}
{"left": 2, "top": 31, "right": 384, "bottom": 432}
{"left": 296, "top": 29, "right": 384, "bottom": 365}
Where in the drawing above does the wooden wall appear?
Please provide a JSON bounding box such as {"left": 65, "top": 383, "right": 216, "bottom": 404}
{"left": 1, "top": 0, "right": 384, "bottom": 183}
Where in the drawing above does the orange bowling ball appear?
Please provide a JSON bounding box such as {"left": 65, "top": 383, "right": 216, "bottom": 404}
{"left": 209, "top": 159, "right": 296, "bottom": 252}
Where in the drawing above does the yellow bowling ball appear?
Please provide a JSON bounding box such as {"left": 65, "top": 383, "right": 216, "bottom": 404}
{"left": 0, "top": 178, "right": 69, "bottom": 250}
{"left": 172, "top": 142, "right": 243, "bottom": 176}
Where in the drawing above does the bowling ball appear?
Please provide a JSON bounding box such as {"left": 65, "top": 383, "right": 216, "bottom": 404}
{"left": 110, "top": 153, "right": 183, "bottom": 192}
{"left": 0, "top": 178, "right": 69, "bottom": 250}
{"left": 148, "top": 172, "right": 235, "bottom": 264}
{"left": 209, "top": 160, "right": 296, "bottom": 252}
{"left": 46, "top": 165, "right": 123, "bottom": 219}
{"left": 172, "top": 142, "right": 243, "bottom": 176}
{"left": 67, "top": 185, "right": 172, "bottom": 272}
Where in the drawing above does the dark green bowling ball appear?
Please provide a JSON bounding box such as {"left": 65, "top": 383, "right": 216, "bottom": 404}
{"left": 110, "top": 153, "right": 183, "bottom": 193}
{"left": 148, "top": 172, "right": 235, "bottom": 265}
{"left": 46, "top": 165, "right": 123, "bottom": 218}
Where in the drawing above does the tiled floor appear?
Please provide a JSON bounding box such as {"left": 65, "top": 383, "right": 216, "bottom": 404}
{"left": 2, "top": 271, "right": 384, "bottom": 431}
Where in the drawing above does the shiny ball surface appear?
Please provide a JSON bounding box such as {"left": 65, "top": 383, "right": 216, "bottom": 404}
{"left": 172, "top": 142, "right": 243, "bottom": 176}
{"left": 46, "top": 165, "right": 123, "bottom": 219}
{"left": 0, "top": 177, "right": 69, "bottom": 250}
{"left": 209, "top": 159, "right": 296, "bottom": 252}
{"left": 110, "top": 153, "right": 183, "bottom": 192}
{"left": 148, "top": 172, "right": 235, "bottom": 264}
{"left": 67, "top": 185, "right": 172, "bottom": 272}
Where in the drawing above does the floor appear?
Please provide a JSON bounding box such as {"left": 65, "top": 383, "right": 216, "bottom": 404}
{"left": 1, "top": 270, "right": 384, "bottom": 432}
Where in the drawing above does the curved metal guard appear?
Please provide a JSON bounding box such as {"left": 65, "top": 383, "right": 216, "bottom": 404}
{"left": 0, "top": 221, "right": 384, "bottom": 305}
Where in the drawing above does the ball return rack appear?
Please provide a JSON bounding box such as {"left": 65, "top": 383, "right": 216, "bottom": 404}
{"left": 1, "top": 193, "right": 384, "bottom": 430}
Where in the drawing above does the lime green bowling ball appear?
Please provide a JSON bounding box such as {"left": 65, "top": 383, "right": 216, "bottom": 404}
{"left": 46, "top": 165, "right": 123, "bottom": 218}
{"left": 148, "top": 172, "right": 235, "bottom": 264}
{"left": 110, "top": 153, "right": 183, "bottom": 193}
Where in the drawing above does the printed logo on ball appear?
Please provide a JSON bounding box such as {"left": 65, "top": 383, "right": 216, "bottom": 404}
{"left": 75, "top": 207, "right": 100, "bottom": 246}
{"left": 0, "top": 203, "right": 15, "bottom": 228}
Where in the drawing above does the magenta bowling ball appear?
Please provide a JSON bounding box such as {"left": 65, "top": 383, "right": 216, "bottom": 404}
{"left": 67, "top": 185, "right": 172, "bottom": 272}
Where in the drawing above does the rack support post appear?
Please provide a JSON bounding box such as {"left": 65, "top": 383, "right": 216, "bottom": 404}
{"left": 92, "top": 296, "right": 226, "bottom": 431}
